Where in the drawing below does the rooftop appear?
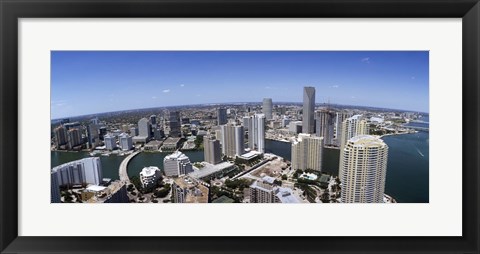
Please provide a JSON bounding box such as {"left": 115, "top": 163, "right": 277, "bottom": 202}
{"left": 140, "top": 166, "right": 160, "bottom": 177}
{"left": 348, "top": 135, "right": 387, "bottom": 148}
{"left": 189, "top": 161, "right": 234, "bottom": 179}
{"left": 212, "top": 195, "right": 235, "bottom": 203}
{"left": 164, "top": 151, "right": 189, "bottom": 161}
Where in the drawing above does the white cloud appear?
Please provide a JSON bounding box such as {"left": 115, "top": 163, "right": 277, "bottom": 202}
{"left": 361, "top": 57, "right": 370, "bottom": 63}
{"left": 152, "top": 96, "right": 157, "bottom": 99}
{"left": 265, "top": 86, "right": 271, "bottom": 89}
{"left": 330, "top": 85, "right": 340, "bottom": 88}
{"left": 411, "top": 76, "right": 416, "bottom": 80}
{"left": 163, "top": 89, "right": 170, "bottom": 93}
{"left": 351, "top": 96, "right": 356, "bottom": 99}
{"left": 180, "top": 84, "right": 185, "bottom": 87}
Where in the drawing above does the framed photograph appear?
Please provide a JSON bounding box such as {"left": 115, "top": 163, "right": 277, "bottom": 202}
{"left": 1, "top": 0, "right": 479, "bottom": 253}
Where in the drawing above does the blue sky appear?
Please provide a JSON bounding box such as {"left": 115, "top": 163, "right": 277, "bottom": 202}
{"left": 51, "top": 51, "right": 429, "bottom": 119}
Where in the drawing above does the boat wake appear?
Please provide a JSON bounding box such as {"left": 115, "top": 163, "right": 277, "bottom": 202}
{"left": 415, "top": 147, "right": 424, "bottom": 157}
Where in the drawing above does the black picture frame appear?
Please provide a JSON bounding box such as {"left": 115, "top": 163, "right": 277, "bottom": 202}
{"left": 1, "top": 0, "right": 479, "bottom": 253}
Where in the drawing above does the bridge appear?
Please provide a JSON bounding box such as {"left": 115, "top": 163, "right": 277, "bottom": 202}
{"left": 119, "top": 151, "right": 141, "bottom": 184}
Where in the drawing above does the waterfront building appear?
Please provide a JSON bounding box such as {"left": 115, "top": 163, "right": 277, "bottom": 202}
{"left": 262, "top": 98, "right": 273, "bottom": 120}
{"left": 153, "top": 128, "right": 164, "bottom": 140}
{"left": 163, "top": 151, "right": 193, "bottom": 177}
{"left": 215, "top": 129, "right": 222, "bottom": 142}
{"left": 315, "top": 109, "right": 335, "bottom": 146}
{"left": 291, "top": 133, "right": 324, "bottom": 172}
{"left": 172, "top": 176, "right": 209, "bottom": 203}
{"left": 139, "top": 166, "right": 161, "bottom": 189}
{"left": 67, "top": 128, "right": 83, "bottom": 149}
{"left": 217, "top": 108, "right": 227, "bottom": 125}
{"left": 87, "top": 124, "right": 99, "bottom": 149}
{"left": 169, "top": 111, "right": 182, "bottom": 137}
{"left": 51, "top": 171, "right": 61, "bottom": 203}
{"left": 204, "top": 138, "right": 222, "bottom": 164}
{"left": 104, "top": 133, "right": 116, "bottom": 150}
{"left": 84, "top": 181, "right": 129, "bottom": 203}
{"left": 248, "top": 114, "right": 265, "bottom": 153}
{"left": 118, "top": 133, "right": 133, "bottom": 151}
{"left": 54, "top": 125, "right": 68, "bottom": 149}
{"left": 340, "top": 135, "right": 388, "bottom": 203}
{"left": 302, "top": 86, "right": 316, "bottom": 134}
{"left": 144, "top": 140, "right": 163, "bottom": 151}
{"left": 51, "top": 157, "right": 103, "bottom": 187}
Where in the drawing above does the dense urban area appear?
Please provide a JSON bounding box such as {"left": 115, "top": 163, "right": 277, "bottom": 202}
{"left": 51, "top": 86, "right": 428, "bottom": 204}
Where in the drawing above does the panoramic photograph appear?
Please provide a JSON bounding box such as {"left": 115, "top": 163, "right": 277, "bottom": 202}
{"left": 50, "top": 51, "right": 429, "bottom": 204}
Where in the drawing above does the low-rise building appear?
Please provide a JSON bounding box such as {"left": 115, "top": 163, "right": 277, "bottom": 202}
{"left": 139, "top": 166, "right": 161, "bottom": 189}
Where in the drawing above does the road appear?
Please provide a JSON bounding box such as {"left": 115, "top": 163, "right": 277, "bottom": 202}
{"left": 119, "top": 151, "right": 141, "bottom": 183}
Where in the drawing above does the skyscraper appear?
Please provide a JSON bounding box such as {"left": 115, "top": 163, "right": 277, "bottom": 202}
{"left": 338, "top": 115, "right": 369, "bottom": 177}
{"left": 217, "top": 108, "right": 227, "bottom": 125}
{"left": 54, "top": 125, "right": 68, "bottom": 149}
{"left": 169, "top": 111, "right": 181, "bottom": 137}
{"left": 87, "top": 124, "right": 99, "bottom": 149}
{"left": 291, "top": 134, "right": 324, "bottom": 172}
{"left": 52, "top": 157, "right": 103, "bottom": 187}
{"left": 334, "top": 111, "right": 352, "bottom": 146}
{"left": 340, "top": 135, "right": 388, "bottom": 203}
{"left": 302, "top": 87, "right": 315, "bottom": 134}
{"left": 204, "top": 138, "right": 222, "bottom": 164}
{"left": 150, "top": 114, "right": 157, "bottom": 128}
{"left": 138, "top": 118, "right": 151, "bottom": 139}
{"left": 220, "top": 125, "right": 244, "bottom": 157}
{"left": 248, "top": 114, "right": 265, "bottom": 153}
{"left": 339, "top": 115, "right": 369, "bottom": 149}
{"left": 67, "top": 128, "right": 83, "bottom": 149}
{"left": 315, "top": 109, "right": 335, "bottom": 146}
{"left": 262, "top": 98, "right": 273, "bottom": 120}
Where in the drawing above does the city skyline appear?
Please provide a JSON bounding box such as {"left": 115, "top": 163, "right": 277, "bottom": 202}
{"left": 51, "top": 51, "right": 429, "bottom": 119}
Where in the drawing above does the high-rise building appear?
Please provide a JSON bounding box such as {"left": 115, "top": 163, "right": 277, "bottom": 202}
{"left": 221, "top": 125, "right": 244, "bottom": 157}
{"left": 138, "top": 118, "right": 151, "bottom": 139}
{"left": 163, "top": 151, "right": 193, "bottom": 177}
{"left": 99, "top": 127, "right": 107, "bottom": 141}
{"left": 217, "top": 108, "right": 227, "bottom": 125}
{"left": 340, "top": 135, "right": 388, "bottom": 203}
{"left": 130, "top": 127, "right": 138, "bottom": 137}
{"left": 248, "top": 114, "right": 265, "bottom": 153}
{"left": 204, "top": 138, "right": 222, "bottom": 164}
{"left": 67, "top": 128, "right": 83, "bottom": 149}
{"left": 104, "top": 133, "right": 116, "bottom": 150}
{"left": 54, "top": 125, "right": 68, "bottom": 148}
{"left": 87, "top": 124, "right": 99, "bottom": 149}
{"left": 302, "top": 86, "right": 316, "bottom": 134}
{"left": 234, "top": 126, "right": 245, "bottom": 156}
{"left": 338, "top": 115, "right": 369, "bottom": 177}
{"left": 51, "top": 157, "right": 103, "bottom": 187}
{"left": 139, "top": 166, "right": 161, "bottom": 189}
{"left": 315, "top": 109, "right": 335, "bottom": 146}
{"left": 118, "top": 133, "right": 133, "bottom": 151}
{"left": 291, "top": 133, "right": 324, "bottom": 172}
{"left": 339, "top": 115, "right": 369, "bottom": 149}
{"left": 334, "top": 111, "right": 352, "bottom": 146}
{"left": 169, "top": 111, "right": 181, "bottom": 137}
{"left": 242, "top": 116, "right": 251, "bottom": 131}
{"left": 51, "top": 171, "right": 61, "bottom": 203}
{"left": 150, "top": 115, "right": 157, "bottom": 128}
{"left": 262, "top": 98, "right": 273, "bottom": 120}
